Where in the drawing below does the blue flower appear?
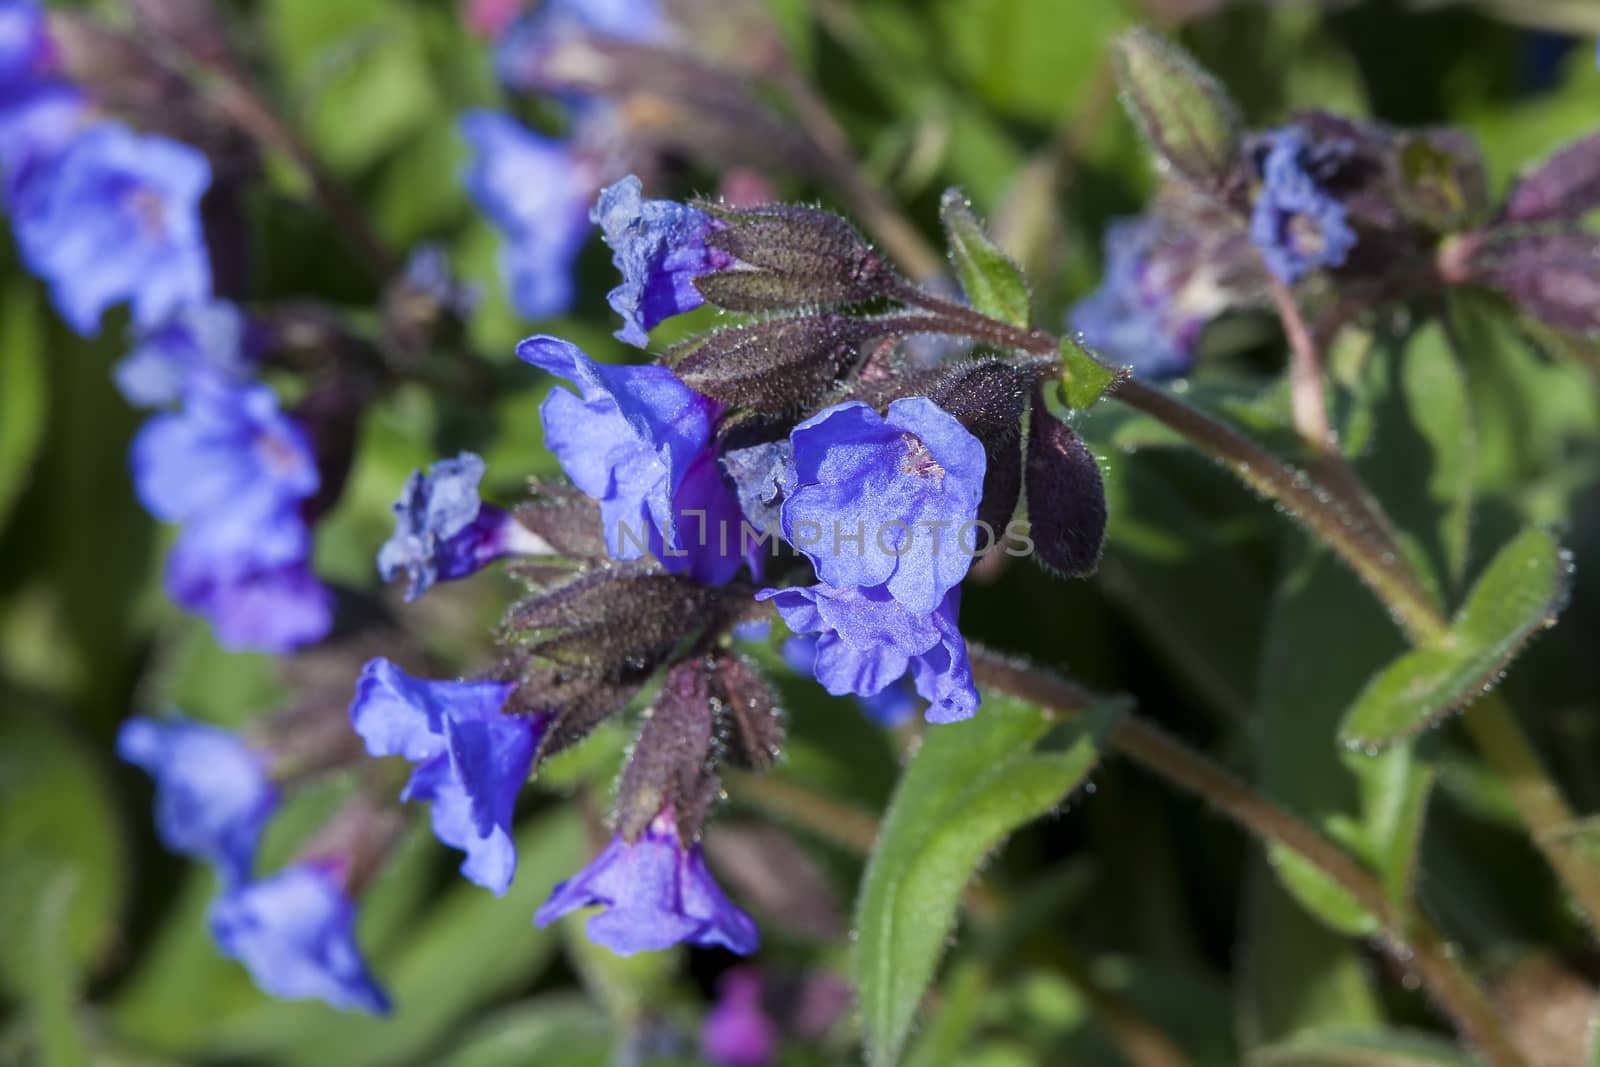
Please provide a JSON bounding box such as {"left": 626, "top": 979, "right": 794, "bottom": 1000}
{"left": 593, "top": 175, "right": 732, "bottom": 347}
{"left": 701, "top": 967, "right": 778, "bottom": 1067}
{"left": 517, "top": 335, "right": 746, "bottom": 584}
{"left": 117, "top": 715, "right": 279, "bottom": 883}
{"left": 1249, "top": 126, "right": 1357, "bottom": 285}
{"left": 12, "top": 121, "right": 212, "bottom": 335}
{"left": 0, "top": 84, "right": 85, "bottom": 198}
{"left": 781, "top": 636, "right": 920, "bottom": 727}
{"left": 131, "top": 378, "right": 332, "bottom": 652}
{"left": 1069, "top": 217, "right": 1209, "bottom": 381}
{"left": 781, "top": 399, "right": 986, "bottom": 614}
{"left": 349, "top": 658, "right": 537, "bottom": 896}
{"left": 759, "top": 584, "right": 977, "bottom": 724}
{"left": 377, "top": 451, "right": 542, "bottom": 601}
{"left": 164, "top": 537, "right": 333, "bottom": 653}
{"left": 495, "top": 0, "right": 663, "bottom": 90}
{"left": 114, "top": 301, "right": 252, "bottom": 408}
{"left": 0, "top": 0, "right": 53, "bottom": 105}
{"left": 535, "top": 808, "right": 759, "bottom": 956}
{"left": 460, "top": 110, "right": 595, "bottom": 319}
{"left": 209, "top": 863, "right": 390, "bottom": 1014}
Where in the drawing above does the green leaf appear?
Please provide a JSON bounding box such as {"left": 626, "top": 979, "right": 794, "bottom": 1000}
{"left": 1264, "top": 848, "right": 1378, "bottom": 939}
{"left": 1249, "top": 1026, "right": 1481, "bottom": 1066}
{"left": 0, "top": 710, "right": 126, "bottom": 997}
{"left": 901, "top": 962, "right": 990, "bottom": 1067}
{"left": 0, "top": 284, "right": 46, "bottom": 533}
{"left": 853, "top": 693, "right": 1120, "bottom": 1066}
{"left": 939, "top": 189, "right": 1031, "bottom": 328}
{"left": 1058, "top": 337, "right": 1122, "bottom": 412}
{"left": 932, "top": 0, "right": 1130, "bottom": 126}
{"left": 1338, "top": 527, "right": 1571, "bottom": 749}
{"left": 434, "top": 997, "right": 611, "bottom": 1067}
{"left": 23, "top": 873, "right": 92, "bottom": 1067}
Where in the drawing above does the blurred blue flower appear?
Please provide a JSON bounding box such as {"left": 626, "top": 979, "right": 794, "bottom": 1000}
{"left": 1249, "top": 125, "right": 1357, "bottom": 284}
{"left": 782, "top": 399, "right": 986, "bottom": 615}
{"left": 495, "top": 0, "right": 663, "bottom": 90}
{"left": 1069, "top": 216, "right": 1209, "bottom": 380}
{"left": 132, "top": 378, "right": 332, "bottom": 652}
{"left": 209, "top": 863, "right": 390, "bottom": 1014}
{"left": 593, "top": 175, "right": 731, "bottom": 347}
{"left": 702, "top": 967, "right": 778, "bottom": 1067}
{"left": 349, "top": 657, "right": 536, "bottom": 896}
{"left": 759, "top": 584, "right": 977, "bottom": 723}
{"left": 459, "top": 110, "right": 594, "bottom": 319}
{"left": 781, "top": 635, "right": 920, "bottom": 727}
{"left": 517, "top": 334, "right": 746, "bottom": 584}
{"left": 535, "top": 808, "right": 759, "bottom": 956}
{"left": 117, "top": 715, "right": 279, "bottom": 884}
{"left": 12, "top": 121, "right": 211, "bottom": 335}
{"left": 0, "top": 0, "right": 53, "bottom": 104}
{"left": 114, "top": 300, "right": 252, "bottom": 408}
{"left": 0, "top": 83, "right": 85, "bottom": 198}
{"left": 378, "top": 451, "right": 541, "bottom": 602}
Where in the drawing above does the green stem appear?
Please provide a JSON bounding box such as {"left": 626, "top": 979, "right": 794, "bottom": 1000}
{"left": 968, "top": 647, "right": 1533, "bottom": 1067}
{"left": 905, "top": 285, "right": 1600, "bottom": 930}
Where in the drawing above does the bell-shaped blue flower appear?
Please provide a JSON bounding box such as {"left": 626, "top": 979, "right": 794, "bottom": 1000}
{"left": 495, "top": 0, "right": 663, "bottom": 90}
{"left": 0, "top": 0, "right": 54, "bottom": 103}
{"left": 781, "top": 635, "right": 920, "bottom": 727}
{"left": 1249, "top": 126, "right": 1357, "bottom": 284}
{"left": 517, "top": 335, "right": 746, "bottom": 585}
{"left": 593, "top": 175, "right": 732, "bottom": 347}
{"left": 701, "top": 967, "right": 778, "bottom": 1067}
{"left": 117, "top": 715, "right": 279, "bottom": 884}
{"left": 164, "top": 535, "right": 333, "bottom": 654}
{"left": 781, "top": 399, "right": 986, "bottom": 614}
{"left": 131, "top": 378, "right": 332, "bottom": 652}
{"left": 1069, "top": 216, "right": 1211, "bottom": 381}
{"left": 209, "top": 862, "right": 390, "bottom": 1014}
{"left": 460, "top": 110, "right": 594, "bottom": 319}
{"left": 114, "top": 300, "right": 252, "bottom": 408}
{"left": 12, "top": 121, "right": 212, "bottom": 335}
{"left": 349, "top": 657, "right": 537, "bottom": 896}
{"left": 535, "top": 809, "right": 758, "bottom": 956}
{"left": 377, "top": 451, "right": 544, "bottom": 601}
{"left": 760, "top": 583, "right": 977, "bottom": 724}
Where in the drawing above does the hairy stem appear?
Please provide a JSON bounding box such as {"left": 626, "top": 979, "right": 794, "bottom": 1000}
{"left": 1270, "top": 276, "right": 1336, "bottom": 452}
{"left": 968, "top": 647, "right": 1532, "bottom": 1067}
{"left": 902, "top": 283, "right": 1600, "bottom": 929}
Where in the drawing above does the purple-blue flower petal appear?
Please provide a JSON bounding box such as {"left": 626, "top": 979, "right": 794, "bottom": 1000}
{"left": 535, "top": 813, "right": 758, "bottom": 956}
{"left": 117, "top": 715, "right": 279, "bottom": 883}
{"left": 592, "top": 174, "right": 731, "bottom": 347}
{"left": 209, "top": 863, "right": 390, "bottom": 1014}
{"left": 782, "top": 398, "right": 985, "bottom": 614}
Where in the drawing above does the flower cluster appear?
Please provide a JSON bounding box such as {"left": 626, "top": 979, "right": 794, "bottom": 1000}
{"left": 119, "top": 714, "right": 390, "bottom": 1012}
{"left": 0, "top": 1, "right": 336, "bottom": 651}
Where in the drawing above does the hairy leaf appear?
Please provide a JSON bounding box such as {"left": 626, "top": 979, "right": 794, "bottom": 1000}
{"left": 853, "top": 693, "right": 1120, "bottom": 1066}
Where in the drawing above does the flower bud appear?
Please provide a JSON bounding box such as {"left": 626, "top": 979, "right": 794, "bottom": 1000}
{"left": 615, "top": 658, "right": 719, "bottom": 840}
{"left": 1465, "top": 229, "right": 1600, "bottom": 336}
{"left": 1501, "top": 131, "right": 1600, "bottom": 226}
{"left": 1024, "top": 390, "right": 1108, "bottom": 578}
{"left": 925, "top": 359, "right": 1033, "bottom": 533}
{"left": 708, "top": 651, "right": 783, "bottom": 771}
{"left": 695, "top": 203, "right": 895, "bottom": 312}
{"left": 670, "top": 313, "right": 888, "bottom": 412}
{"left": 1111, "top": 27, "right": 1244, "bottom": 199}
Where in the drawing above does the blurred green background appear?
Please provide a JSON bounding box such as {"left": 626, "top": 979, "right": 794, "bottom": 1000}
{"left": 4, "top": 1, "right": 1600, "bottom": 1065}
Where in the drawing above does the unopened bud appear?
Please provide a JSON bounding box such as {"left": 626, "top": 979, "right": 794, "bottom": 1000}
{"left": 616, "top": 658, "right": 718, "bottom": 840}
{"left": 670, "top": 313, "right": 886, "bottom": 412}
{"left": 1466, "top": 229, "right": 1600, "bottom": 337}
{"left": 1501, "top": 131, "right": 1600, "bottom": 226}
{"left": 1111, "top": 27, "right": 1244, "bottom": 199}
{"left": 1024, "top": 390, "right": 1108, "bottom": 578}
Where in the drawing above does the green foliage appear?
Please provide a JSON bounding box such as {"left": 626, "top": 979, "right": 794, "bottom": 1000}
{"left": 1338, "top": 527, "right": 1571, "bottom": 749}
{"left": 853, "top": 694, "right": 1120, "bottom": 1066}
{"left": 939, "top": 190, "right": 1031, "bottom": 328}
